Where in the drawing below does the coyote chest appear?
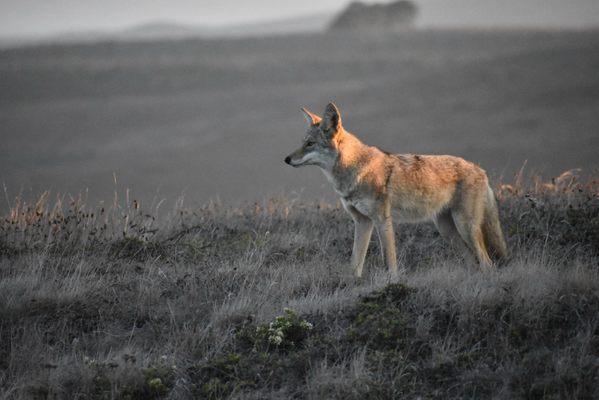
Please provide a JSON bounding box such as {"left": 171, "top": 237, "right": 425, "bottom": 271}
{"left": 321, "top": 168, "right": 381, "bottom": 217}
{"left": 343, "top": 195, "right": 378, "bottom": 217}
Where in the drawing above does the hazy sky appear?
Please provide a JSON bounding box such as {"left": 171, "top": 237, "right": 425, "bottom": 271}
{"left": 1, "top": 0, "right": 599, "bottom": 38}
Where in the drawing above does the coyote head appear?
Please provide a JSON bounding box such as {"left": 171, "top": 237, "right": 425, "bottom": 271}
{"left": 284, "top": 102, "right": 343, "bottom": 169}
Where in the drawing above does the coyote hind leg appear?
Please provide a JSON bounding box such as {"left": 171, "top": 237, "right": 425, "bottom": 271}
{"left": 434, "top": 210, "right": 477, "bottom": 266}
{"left": 451, "top": 209, "right": 492, "bottom": 269}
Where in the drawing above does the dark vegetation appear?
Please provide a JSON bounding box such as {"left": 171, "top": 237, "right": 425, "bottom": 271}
{"left": 1, "top": 172, "right": 598, "bottom": 399}
{"left": 329, "top": 1, "right": 418, "bottom": 32}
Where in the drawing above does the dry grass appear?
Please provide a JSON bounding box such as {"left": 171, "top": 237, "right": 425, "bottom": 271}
{"left": 1, "top": 171, "right": 598, "bottom": 399}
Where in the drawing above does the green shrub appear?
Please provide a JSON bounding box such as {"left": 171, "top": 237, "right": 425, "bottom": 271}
{"left": 348, "top": 284, "right": 415, "bottom": 350}
{"left": 254, "top": 308, "right": 314, "bottom": 350}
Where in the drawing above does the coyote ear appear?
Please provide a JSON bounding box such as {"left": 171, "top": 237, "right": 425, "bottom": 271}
{"left": 322, "top": 102, "right": 342, "bottom": 134}
{"left": 301, "top": 107, "right": 322, "bottom": 126}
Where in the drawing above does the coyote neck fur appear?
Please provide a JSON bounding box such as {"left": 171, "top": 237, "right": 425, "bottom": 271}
{"left": 322, "top": 130, "right": 388, "bottom": 199}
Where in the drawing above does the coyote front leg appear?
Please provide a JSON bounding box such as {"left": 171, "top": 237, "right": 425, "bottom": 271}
{"left": 377, "top": 215, "right": 398, "bottom": 278}
{"left": 347, "top": 206, "right": 373, "bottom": 278}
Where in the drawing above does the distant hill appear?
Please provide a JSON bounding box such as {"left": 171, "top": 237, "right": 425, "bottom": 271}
{"left": 118, "top": 22, "right": 209, "bottom": 40}
{"left": 1, "top": 14, "right": 333, "bottom": 48}
{"left": 120, "top": 15, "right": 333, "bottom": 40}
{"left": 220, "top": 14, "right": 332, "bottom": 37}
{"left": 330, "top": 1, "right": 418, "bottom": 32}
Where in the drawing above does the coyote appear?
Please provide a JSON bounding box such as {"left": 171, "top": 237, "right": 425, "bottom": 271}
{"left": 284, "top": 103, "right": 508, "bottom": 277}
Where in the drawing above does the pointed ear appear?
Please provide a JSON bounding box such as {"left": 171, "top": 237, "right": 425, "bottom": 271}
{"left": 322, "top": 102, "right": 342, "bottom": 134}
{"left": 301, "top": 107, "right": 322, "bottom": 126}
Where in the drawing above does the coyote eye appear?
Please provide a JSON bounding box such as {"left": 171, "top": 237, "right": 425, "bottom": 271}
{"left": 305, "top": 141, "right": 315, "bottom": 148}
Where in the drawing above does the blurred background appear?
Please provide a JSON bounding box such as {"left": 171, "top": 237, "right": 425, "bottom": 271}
{"left": 1, "top": 0, "right": 598, "bottom": 208}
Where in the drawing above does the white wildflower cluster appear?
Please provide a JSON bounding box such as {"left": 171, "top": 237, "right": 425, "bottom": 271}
{"left": 260, "top": 308, "right": 314, "bottom": 347}
{"left": 300, "top": 320, "right": 313, "bottom": 330}
{"left": 267, "top": 326, "right": 285, "bottom": 346}
{"left": 83, "top": 355, "right": 98, "bottom": 367}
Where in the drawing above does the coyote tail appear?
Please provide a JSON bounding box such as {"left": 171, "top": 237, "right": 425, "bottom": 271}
{"left": 482, "top": 185, "right": 508, "bottom": 261}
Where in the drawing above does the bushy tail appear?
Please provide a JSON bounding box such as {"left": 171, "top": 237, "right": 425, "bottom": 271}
{"left": 482, "top": 185, "right": 508, "bottom": 261}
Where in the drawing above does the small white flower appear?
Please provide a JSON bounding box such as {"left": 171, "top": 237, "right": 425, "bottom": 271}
{"left": 269, "top": 335, "right": 283, "bottom": 345}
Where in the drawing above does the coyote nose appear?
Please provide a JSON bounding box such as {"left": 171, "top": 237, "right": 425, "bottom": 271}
{"left": 284, "top": 156, "right": 291, "bottom": 165}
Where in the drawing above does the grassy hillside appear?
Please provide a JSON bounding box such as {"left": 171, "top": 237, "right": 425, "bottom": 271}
{"left": 1, "top": 172, "right": 598, "bottom": 399}
{"left": 1, "top": 30, "right": 598, "bottom": 206}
